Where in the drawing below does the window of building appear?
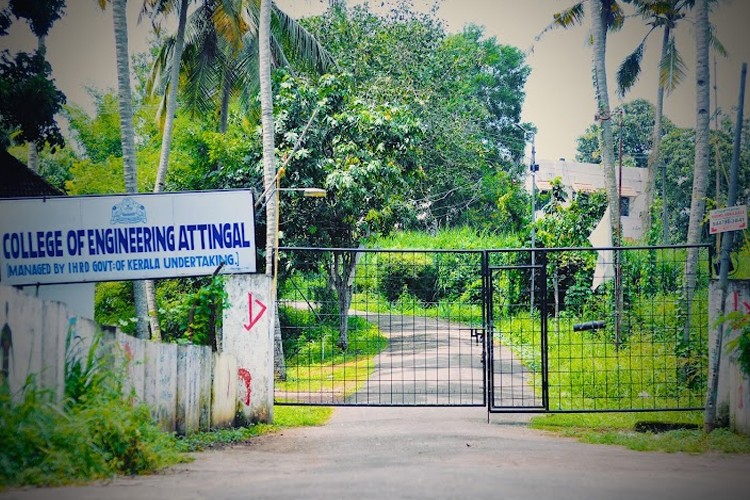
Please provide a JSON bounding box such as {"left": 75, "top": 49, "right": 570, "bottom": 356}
{"left": 620, "top": 197, "right": 631, "bottom": 217}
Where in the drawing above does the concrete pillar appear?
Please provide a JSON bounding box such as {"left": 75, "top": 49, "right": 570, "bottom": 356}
{"left": 710, "top": 279, "right": 750, "bottom": 434}
{"left": 222, "top": 274, "right": 274, "bottom": 424}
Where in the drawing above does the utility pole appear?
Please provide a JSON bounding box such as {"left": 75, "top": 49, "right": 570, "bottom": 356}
{"left": 705, "top": 62, "right": 746, "bottom": 432}
{"left": 516, "top": 124, "right": 538, "bottom": 313}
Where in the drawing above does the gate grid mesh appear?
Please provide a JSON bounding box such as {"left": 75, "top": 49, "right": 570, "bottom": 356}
{"left": 276, "top": 245, "right": 709, "bottom": 412}
{"left": 489, "top": 245, "right": 709, "bottom": 412}
{"left": 275, "top": 249, "right": 486, "bottom": 406}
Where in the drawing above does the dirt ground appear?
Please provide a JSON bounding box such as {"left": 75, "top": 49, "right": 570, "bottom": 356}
{"left": 3, "top": 406, "right": 750, "bottom": 500}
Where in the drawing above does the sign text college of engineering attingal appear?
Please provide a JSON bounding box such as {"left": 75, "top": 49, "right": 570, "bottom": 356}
{"left": 0, "top": 190, "right": 256, "bottom": 285}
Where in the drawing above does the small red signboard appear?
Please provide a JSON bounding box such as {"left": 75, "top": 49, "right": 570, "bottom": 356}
{"left": 709, "top": 205, "right": 747, "bottom": 234}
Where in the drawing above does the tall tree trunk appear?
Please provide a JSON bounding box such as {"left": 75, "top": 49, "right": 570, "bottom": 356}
{"left": 27, "top": 35, "right": 46, "bottom": 173}
{"left": 328, "top": 252, "right": 357, "bottom": 351}
{"left": 27, "top": 142, "right": 39, "bottom": 173}
{"left": 113, "top": 0, "right": 149, "bottom": 339}
{"left": 589, "top": 0, "right": 620, "bottom": 237}
{"left": 590, "top": 0, "right": 622, "bottom": 340}
{"left": 146, "top": 0, "right": 189, "bottom": 342}
{"left": 682, "top": 0, "right": 711, "bottom": 360}
{"left": 330, "top": 251, "right": 360, "bottom": 352}
{"left": 643, "top": 26, "right": 670, "bottom": 242}
{"left": 153, "top": 0, "right": 187, "bottom": 194}
{"left": 259, "top": 0, "right": 275, "bottom": 277}
{"left": 259, "top": 0, "right": 285, "bottom": 378}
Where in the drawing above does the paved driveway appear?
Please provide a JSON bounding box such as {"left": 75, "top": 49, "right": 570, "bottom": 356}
{"left": 4, "top": 406, "right": 750, "bottom": 500}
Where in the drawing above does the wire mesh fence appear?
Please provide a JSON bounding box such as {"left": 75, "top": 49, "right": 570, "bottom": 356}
{"left": 275, "top": 248, "right": 486, "bottom": 406}
{"left": 275, "top": 245, "right": 710, "bottom": 412}
{"left": 488, "top": 245, "right": 710, "bottom": 412}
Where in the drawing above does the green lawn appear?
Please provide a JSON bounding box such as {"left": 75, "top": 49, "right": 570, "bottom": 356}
{"left": 530, "top": 412, "right": 750, "bottom": 454}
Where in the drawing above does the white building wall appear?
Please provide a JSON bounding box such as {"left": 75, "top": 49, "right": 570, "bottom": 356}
{"left": 526, "top": 159, "right": 648, "bottom": 241}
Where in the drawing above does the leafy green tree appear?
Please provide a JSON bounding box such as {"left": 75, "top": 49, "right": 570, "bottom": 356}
{"left": 7, "top": 0, "right": 66, "bottom": 171}
{"left": 0, "top": 50, "right": 65, "bottom": 152}
{"left": 576, "top": 99, "right": 676, "bottom": 167}
{"left": 534, "top": 178, "right": 608, "bottom": 316}
{"left": 303, "top": 5, "right": 530, "bottom": 232}
{"left": 64, "top": 91, "right": 157, "bottom": 194}
{"left": 262, "top": 70, "right": 423, "bottom": 349}
{"left": 658, "top": 117, "right": 749, "bottom": 244}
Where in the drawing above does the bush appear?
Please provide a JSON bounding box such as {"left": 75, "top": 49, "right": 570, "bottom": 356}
{"left": 0, "top": 330, "right": 181, "bottom": 487}
{"left": 378, "top": 253, "right": 439, "bottom": 304}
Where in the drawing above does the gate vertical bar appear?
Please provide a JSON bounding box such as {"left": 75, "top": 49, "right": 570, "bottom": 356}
{"left": 483, "top": 250, "right": 492, "bottom": 414}
{"left": 539, "top": 250, "right": 549, "bottom": 410}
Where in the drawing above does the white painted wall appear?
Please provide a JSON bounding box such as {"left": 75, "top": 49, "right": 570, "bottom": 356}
{"left": 222, "top": 274, "right": 274, "bottom": 424}
{"left": 0, "top": 282, "right": 266, "bottom": 434}
{"left": 710, "top": 279, "right": 750, "bottom": 434}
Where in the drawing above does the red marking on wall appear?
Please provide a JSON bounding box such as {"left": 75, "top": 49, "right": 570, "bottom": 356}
{"left": 243, "top": 293, "right": 267, "bottom": 332}
{"left": 731, "top": 291, "right": 750, "bottom": 313}
{"left": 122, "top": 342, "right": 133, "bottom": 361}
{"left": 238, "top": 368, "right": 252, "bottom": 406}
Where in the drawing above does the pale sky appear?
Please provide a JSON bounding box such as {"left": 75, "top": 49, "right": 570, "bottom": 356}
{"left": 2, "top": 0, "right": 749, "bottom": 163}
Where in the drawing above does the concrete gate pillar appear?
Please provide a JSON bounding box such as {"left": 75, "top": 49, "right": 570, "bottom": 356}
{"left": 710, "top": 279, "right": 750, "bottom": 435}
{"left": 222, "top": 274, "right": 274, "bottom": 424}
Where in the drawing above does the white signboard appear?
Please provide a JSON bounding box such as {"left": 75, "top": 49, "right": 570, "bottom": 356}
{"left": 709, "top": 205, "right": 748, "bottom": 234}
{"left": 0, "top": 190, "right": 256, "bottom": 285}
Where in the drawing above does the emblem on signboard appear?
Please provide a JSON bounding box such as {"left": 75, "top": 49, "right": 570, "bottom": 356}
{"left": 111, "top": 198, "right": 147, "bottom": 224}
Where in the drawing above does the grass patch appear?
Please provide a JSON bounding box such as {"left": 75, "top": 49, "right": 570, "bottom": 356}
{"left": 175, "top": 406, "right": 333, "bottom": 452}
{"left": 732, "top": 239, "right": 750, "bottom": 279}
{"left": 279, "top": 309, "right": 388, "bottom": 400}
{"left": 530, "top": 412, "right": 750, "bottom": 454}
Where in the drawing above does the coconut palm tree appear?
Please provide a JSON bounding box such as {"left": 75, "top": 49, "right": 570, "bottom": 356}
{"left": 683, "top": 0, "right": 710, "bottom": 363}
{"left": 98, "top": 0, "right": 150, "bottom": 339}
{"left": 139, "top": 0, "right": 189, "bottom": 341}
{"left": 148, "top": 0, "right": 332, "bottom": 133}
{"left": 617, "top": 0, "right": 690, "bottom": 241}
{"left": 145, "top": 0, "right": 332, "bottom": 356}
{"left": 617, "top": 0, "right": 725, "bottom": 242}
{"left": 543, "top": 0, "right": 624, "bottom": 240}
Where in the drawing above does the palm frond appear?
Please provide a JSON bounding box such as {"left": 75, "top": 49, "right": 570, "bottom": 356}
{"left": 269, "top": 35, "right": 291, "bottom": 70}
{"left": 179, "top": 32, "right": 223, "bottom": 117}
{"left": 659, "top": 35, "right": 686, "bottom": 94}
{"left": 146, "top": 35, "right": 175, "bottom": 97}
{"left": 532, "top": 1, "right": 584, "bottom": 51}
{"left": 617, "top": 42, "right": 645, "bottom": 97}
{"left": 271, "top": 4, "right": 335, "bottom": 72}
{"left": 709, "top": 25, "right": 728, "bottom": 57}
{"left": 213, "top": 0, "right": 248, "bottom": 52}
{"left": 236, "top": 34, "right": 261, "bottom": 115}
{"left": 553, "top": 2, "right": 586, "bottom": 28}
{"left": 607, "top": 1, "right": 625, "bottom": 32}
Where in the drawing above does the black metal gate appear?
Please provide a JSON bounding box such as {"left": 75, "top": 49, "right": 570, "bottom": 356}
{"left": 275, "top": 249, "right": 486, "bottom": 406}
{"left": 486, "top": 249, "right": 547, "bottom": 412}
{"left": 275, "top": 245, "right": 709, "bottom": 413}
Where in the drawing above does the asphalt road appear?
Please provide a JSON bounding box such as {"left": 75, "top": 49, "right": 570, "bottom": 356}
{"left": 4, "top": 406, "right": 750, "bottom": 500}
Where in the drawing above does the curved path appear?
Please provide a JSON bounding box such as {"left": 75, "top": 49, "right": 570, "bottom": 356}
{"left": 278, "top": 308, "right": 535, "bottom": 407}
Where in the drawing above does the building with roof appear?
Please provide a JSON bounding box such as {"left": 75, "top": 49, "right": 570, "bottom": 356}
{"left": 525, "top": 158, "right": 647, "bottom": 241}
